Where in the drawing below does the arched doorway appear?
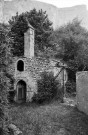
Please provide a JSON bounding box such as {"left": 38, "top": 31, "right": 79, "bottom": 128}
{"left": 17, "top": 80, "right": 26, "bottom": 103}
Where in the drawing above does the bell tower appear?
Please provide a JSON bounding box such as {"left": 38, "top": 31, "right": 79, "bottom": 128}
{"left": 24, "top": 23, "right": 34, "bottom": 58}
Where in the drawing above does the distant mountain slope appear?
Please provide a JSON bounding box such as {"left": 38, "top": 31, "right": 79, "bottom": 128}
{"left": 0, "top": 0, "right": 88, "bottom": 29}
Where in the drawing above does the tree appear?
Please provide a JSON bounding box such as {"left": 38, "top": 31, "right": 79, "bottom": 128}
{"left": 9, "top": 9, "right": 53, "bottom": 56}
{"left": 32, "top": 71, "right": 62, "bottom": 103}
{"left": 51, "top": 18, "right": 88, "bottom": 72}
{"left": 0, "top": 23, "right": 11, "bottom": 134}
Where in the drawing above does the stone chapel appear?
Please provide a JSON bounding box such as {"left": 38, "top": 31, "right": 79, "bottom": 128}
{"left": 8, "top": 23, "right": 68, "bottom": 103}
{"left": 8, "top": 23, "right": 51, "bottom": 103}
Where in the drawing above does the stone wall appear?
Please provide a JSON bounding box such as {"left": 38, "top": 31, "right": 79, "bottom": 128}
{"left": 7, "top": 57, "right": 54, "bottom": 101}
{"left": 7, "top": 56, "right": 68, "bottom": 102}
{"left": 8, "top": 56, "right": 68, "bottom": 88}
{"left": 76, "top": 71, "right": 88, "bottom": 115}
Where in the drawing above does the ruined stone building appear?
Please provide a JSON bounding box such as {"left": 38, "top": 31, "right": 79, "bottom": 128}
{"left": 8, "top": 23, "right": 68, "bottom": 103}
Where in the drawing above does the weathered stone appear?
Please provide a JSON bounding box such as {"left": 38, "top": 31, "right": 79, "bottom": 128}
{"left": 24, "top": 24, "right": 34, "bottom": 58}
{"left": 57, "top": 128, "right": 65, "bottom": 135}
{"left": 63, "top": 97, "right": 76, "bottom": 107}
{"left": 9, "top": 124, "right": 22, "bottom": 135}
{"left": 76, "top": 71, "right": 88, "bottom": 115}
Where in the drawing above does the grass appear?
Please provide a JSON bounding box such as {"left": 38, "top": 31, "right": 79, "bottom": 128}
{"left": 9, "top": 101, "right": 88, "bottom": 135}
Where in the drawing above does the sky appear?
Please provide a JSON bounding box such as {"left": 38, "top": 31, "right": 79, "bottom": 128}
{"left": 4, "top": 0, "right": 88, "bottom": 10}
{"left": 35, "top": 0, "right": 88, "bottom": 9}
{"left": 4, "top": 0, "right": 88, "bottom": 9}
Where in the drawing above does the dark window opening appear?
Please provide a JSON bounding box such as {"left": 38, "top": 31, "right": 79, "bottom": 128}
{"left": 67, "top": 69, "right": 76, "bottom": 82}
{"left": 17, "top": 60, "right": 24, "bottom": 71}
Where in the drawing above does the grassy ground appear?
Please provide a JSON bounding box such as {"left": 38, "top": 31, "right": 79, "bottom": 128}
{"left": 9, "top": 101, "right": 88, "bottom": 135}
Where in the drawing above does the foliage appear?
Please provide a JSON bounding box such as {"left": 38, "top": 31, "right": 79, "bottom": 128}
{"left": 50, "top": 18, "right": 88, "bottom": 72}
{"left": 32, "top": 71, "right": 62, "bottom": 103}
{"left": 5, "top": 73, "right": 15, "bottom": 103}
{"left": 0, "top": 23, "right": 12, "bottom": 134}
{"left": 9, "top": 9, "right": 53, "bottom": 56}
{"left": 8, "top": 91, "right": 16, "bottom": 103}
{"left": 65, "top": 80, "right": 76, "bottom": 94}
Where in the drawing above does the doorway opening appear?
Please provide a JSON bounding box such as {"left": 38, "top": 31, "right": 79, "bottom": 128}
{"left": 17, "top": 80, "right": 26, "bottom": 102}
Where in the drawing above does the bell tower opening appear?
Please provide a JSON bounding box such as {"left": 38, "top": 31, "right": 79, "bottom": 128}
{"left": 17, "top": 60, "right": 24, "bottom": 71}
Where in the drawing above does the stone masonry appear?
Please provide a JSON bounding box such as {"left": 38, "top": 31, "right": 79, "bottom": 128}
{"left": 76, "top": 71, "right": 88, "bottom": 115}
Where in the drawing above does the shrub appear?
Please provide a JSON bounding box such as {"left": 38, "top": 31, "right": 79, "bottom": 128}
{"left": 32, "top": 71, "right": 63, "bottom": 103}
{"left": 65, "top": 80, "right": 76, "bottom": 94}
{"left": 8, "top": 90, "right": 16, "bottom": 103}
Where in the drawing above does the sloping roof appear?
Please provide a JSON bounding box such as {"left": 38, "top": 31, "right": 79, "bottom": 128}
{"left": 25, "top": 17, "right": 34, "bottom": 30}
{"left": 50, "top": 58, "right": 67, "bottom": 68}
{"left": 28, "top": 23, "right": 34, "bottom": 30}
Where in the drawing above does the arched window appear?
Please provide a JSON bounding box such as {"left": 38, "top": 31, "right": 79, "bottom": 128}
{"left": 17, "top": 60, "right": 24, "bottom": 71}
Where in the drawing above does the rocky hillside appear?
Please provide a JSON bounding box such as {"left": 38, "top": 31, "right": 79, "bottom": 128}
{"left": 0, "top": 0, "right": 88, "bottom": 29}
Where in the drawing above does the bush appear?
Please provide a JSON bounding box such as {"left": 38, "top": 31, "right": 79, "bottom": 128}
{"left": 32, "top": 71, "right": 63, "bottom": 103}
{"left": 65, "top": 80, "right": 76, "bottom": 94}
{"left": 8, "top": 90, "right": 16, "bottom": 103}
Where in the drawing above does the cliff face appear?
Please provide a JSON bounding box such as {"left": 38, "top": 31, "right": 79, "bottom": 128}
{"left": 0, "top": 0, "right": 88, "bottom": 29}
